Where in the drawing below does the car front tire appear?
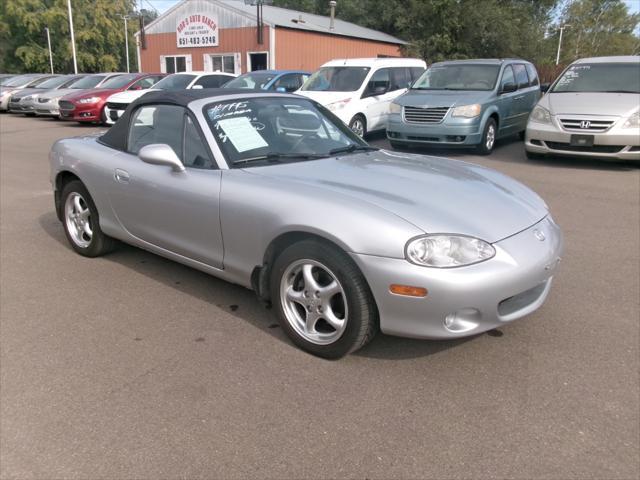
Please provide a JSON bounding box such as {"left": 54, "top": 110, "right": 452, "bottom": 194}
{"left": 270, "top": 239, "right": 378, "bottom": 358}
{"left": 349, "top": 114, "right": 367, "bottom": 138}
{"left": 476, "top": 118, "right": 497, "bottom": 155}
{"left": 61, "top": 180, "right": 116, "bottom": 257}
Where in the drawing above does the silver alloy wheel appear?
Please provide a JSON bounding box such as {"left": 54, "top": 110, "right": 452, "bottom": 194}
{"left": 64, "top": 192, "right": 93, "bottom": 248}
{"left": 486, "top": 123, "right": 496, "bottom": 151}
{"left": 350, "top": 118, "right": 365, "bottom": 137}
{"left": 280, "top": 259, "right": 349, "bottom": 345}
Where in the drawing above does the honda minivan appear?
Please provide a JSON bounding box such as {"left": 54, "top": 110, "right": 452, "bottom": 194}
{"left": 297, "top": 58, "right": 426, "bottom": 137}
{"left": 387, "top": 59, "right": 541, "bottom": 154}
{"left": 525, "top": 56, "right": 639, "bottom": 161}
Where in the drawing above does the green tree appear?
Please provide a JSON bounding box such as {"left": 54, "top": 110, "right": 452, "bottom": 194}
{"left": 554, "top": 0, "right": 640, "bottom": 63}
{"left": 0, "top": 0, "right": 138, "bottom": 73}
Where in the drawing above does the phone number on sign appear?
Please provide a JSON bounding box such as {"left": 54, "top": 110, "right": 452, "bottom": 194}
{"left": 178, "top": 36, "right": 217, "bottom": 46}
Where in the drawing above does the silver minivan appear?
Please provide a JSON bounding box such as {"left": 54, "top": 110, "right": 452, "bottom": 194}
{"left": 525, "top": 56, "right": 640, "bottom": 161}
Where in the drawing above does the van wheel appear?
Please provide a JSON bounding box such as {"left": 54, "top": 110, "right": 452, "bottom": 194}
{"left": 349, "top": 115, "right": 367, "bottom": 138}
{"left": 476, "top": 118, "right": 497, "bottom": 155}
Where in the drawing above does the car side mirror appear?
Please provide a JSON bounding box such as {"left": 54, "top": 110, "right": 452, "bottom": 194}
{"left": 275, "top": 86, "right": 286, "bottom": 93}
{"left": 130, "top": 85, "right": 142, "bottom": 90}
{"left": 500, "top": 82, "right": 517, "bottom": 94}
{"left": 138, "top": 144, "right": 185, "bottom": 172}
{"left": 191, "top": 84, "right": 203, "bottom": 90}
{"left": 540, "top": 83, "right": 550, "bottom": 93}
{"left": 364, "top": 85, "right": 388, "bottom": 98}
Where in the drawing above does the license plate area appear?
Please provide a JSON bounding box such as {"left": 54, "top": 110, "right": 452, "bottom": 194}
{"left": 570, "top": 134, "right": 594, "bottom": 147}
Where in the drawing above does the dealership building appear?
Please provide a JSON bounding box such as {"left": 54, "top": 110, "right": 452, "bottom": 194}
{"left": 135, "top": 0, "right": 407, "bottom": 74}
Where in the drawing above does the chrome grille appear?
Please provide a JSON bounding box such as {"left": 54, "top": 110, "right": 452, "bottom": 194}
{"left": 58, "top": 100, "right": 75, "bottom": 111}
{"left": 559, "top": 118, "right": 615, "bottom": 132}
{"left": 403, "top": 106, "right": 449, "bottom": 124}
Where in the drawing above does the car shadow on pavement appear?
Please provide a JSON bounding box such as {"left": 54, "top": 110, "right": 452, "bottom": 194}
{"left": 39, "top": 211, "right": 475, "bottom": 361}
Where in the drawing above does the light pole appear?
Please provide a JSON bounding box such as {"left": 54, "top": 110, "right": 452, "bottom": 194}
{"left": 45, "top": 27, "right": 54, "bottom": 74}
{"left": 120, "top": 14, "right": 130, "bottom": 73}
{"left": 67, "top": 0, "right": 78, "bottom": 73}
{"left": 555, "top": 24, "right": 571, "bottom": 66}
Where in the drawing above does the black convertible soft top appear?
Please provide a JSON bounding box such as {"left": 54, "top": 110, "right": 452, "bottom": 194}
{"left": 99, "top": 88, "right": 276, "bottom": 151}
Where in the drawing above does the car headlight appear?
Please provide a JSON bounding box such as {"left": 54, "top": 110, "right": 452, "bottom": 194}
{"left": 406, "top": 235, "right": 496, "bottom": 268}
{"left": 389, "top": 102, "right": 402, "bottom": 114}
{"left": 530, "top": 105, "right": 552, "bottom": 124}
{"left": 622, "top": 111, "right": 639, "bottom": 129}
{"left": 451, "top": 104, "right": 481, "bottom": 118}
{"left": 78, "top": 97, "right": 100, "bottom": 104}
{"left": 326, "top": 98, "right": 351, "bottom": 111}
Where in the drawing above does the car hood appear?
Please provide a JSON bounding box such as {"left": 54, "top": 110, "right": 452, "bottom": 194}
{"left": 106, "top": 89, "right": 149, "bottom": 103}
{"left": 249, "top": 150, "right": 548, "bottom": 243}
{"left": 9, "top": 88, "right": 48, "bottom": 99}
{"left": 62, "top": 88, "right": 119, "bottom": 102}
{"left": 296, "top": 90, "right": 361, "bottom": 106}
{"left": 543, "top": 92, "right": 640, "bottom": 117}
{"left": 394, "top": 89, "right": 494, "bottom": 107}
{"left": 39, "top": 88, "right": 87, "bottom": 101}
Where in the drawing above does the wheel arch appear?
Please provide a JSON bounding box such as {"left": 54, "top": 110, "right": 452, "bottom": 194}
{"left": 54, "top": 170, "right": 83, "bottom": 220}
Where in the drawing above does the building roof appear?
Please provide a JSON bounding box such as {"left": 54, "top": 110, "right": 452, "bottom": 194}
{"left": 140, "top": 0, "right": 407, "bottom": 45}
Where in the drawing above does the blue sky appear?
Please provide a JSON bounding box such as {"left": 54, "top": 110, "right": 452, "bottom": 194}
{"left": 145, "top": 0, "right": 640, "bottom": 17}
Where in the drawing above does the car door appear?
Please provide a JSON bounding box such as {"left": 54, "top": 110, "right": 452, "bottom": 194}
{"left": 496, "top": 65, "right": 520, "bottom": 136}
{"left": 512, "top": 64, "right": 533, "bottom": 132}
{"left": 363, "top": 68, "right": 393, "bottom": 131}
{"left": 108, "top": 104, "right": 224, "bottom": 268}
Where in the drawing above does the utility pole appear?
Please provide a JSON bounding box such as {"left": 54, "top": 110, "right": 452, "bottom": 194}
{"left": 67, "top": 0, "right": 78, "bottom": 73}
{"left": 556, "top": 24, "right": 571, "bottom": 66}
{"left": 45, "top": 27, "right": 54, "bottom": 74}
{"left": 120, "top": 15, "right": 130, "bottom": 73}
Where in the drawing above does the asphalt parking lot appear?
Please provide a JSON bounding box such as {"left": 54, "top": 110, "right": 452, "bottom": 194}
{"left": 1, "top": 113, "right": 638, "bottom": 479}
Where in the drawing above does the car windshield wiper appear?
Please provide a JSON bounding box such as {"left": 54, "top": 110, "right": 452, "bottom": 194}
{"left": 412, "top": 87, "right": 463, "bottom": 91}
{"left": 233, "top": 152, "right": 328, "bottom": 166}
{"left": 329, "top": 144, "right": 379, "bottom": 156}
{"left": 603, "top": 90, "right": 639, "bottom": 94}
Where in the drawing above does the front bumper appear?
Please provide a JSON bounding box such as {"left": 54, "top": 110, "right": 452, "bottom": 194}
{"left": 526, "top": 118, "right": 640, "bottom": 161}
{"left": 103, "top": 104, "right": 125, "bottom": 125}
{"left": 387, "top": 113, "right": 483, "bottom": 146}
{"left": 8, "top": 100, "right": 35, "bottom": 113}
{"left": 59, "top": 102, "right": 103, "bottom": 122}
{"left": 350, "top": 216, "right": 563, "bottom": 339}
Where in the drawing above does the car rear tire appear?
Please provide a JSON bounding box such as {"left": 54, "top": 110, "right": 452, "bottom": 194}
{"left": 61, "top": 180, "right": 116, "bottom": 257}
{"left": 476, "top": 118, "right": 497, "bottom": 155}
{"left": 270, "top": 239, "right": 378, "bottom": 358}
{"left": 349, "top": 114, "right": 367, "bottom": 138}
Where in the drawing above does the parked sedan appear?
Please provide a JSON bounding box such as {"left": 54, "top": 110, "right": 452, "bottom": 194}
{"left": 0, "top": 74, "right": 56, "bottom": 111}
{"left": 35, "top": 73, "right": 125, "bottom": 117}
{"left": 525, "top": 55, "right": 640, "bottom": 161}
{"left": 8, "top": 75, "right": 84, "bottom": 115}
{"left": 59, "top": 73, "right": 163, "bottom": 124}
{"left": 49, "top": 90, "right": 563, "bottom": 358}
{"left": 223, "top": 70, "right": 310, "bottom": 92}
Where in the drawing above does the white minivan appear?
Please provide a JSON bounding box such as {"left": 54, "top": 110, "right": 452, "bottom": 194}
{"left": 297, "top": 58, "right": 426, "bottom": 136}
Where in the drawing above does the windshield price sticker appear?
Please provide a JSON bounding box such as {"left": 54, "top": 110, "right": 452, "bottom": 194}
{"left": 216, "top": 117, "right": 268, "bottom": 153}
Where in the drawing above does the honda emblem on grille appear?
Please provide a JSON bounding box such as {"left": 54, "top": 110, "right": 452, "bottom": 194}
{"left": 533, "top": 229, "right": 546, "bottom": 241}
{"left": 580, "top": 120, "right": 591, "bottom": 129}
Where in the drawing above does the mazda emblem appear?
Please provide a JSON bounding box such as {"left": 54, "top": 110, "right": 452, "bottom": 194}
{"left": 534, "top": 229, "right": 546, "bottom": 241}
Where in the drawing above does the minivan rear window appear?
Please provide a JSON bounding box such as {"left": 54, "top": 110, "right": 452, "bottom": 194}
{"left": 552, "top": 63, "right": 640, "bottom": 94}
{"left": 412, "top": 64, "right": 500, "bottom": 91}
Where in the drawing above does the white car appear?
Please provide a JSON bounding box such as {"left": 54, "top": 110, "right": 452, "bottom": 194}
{"left": 297, "top": 58, "right": 426, "bottom": 137}
{"left": 104, "top": 71, "right": 236, "bottom": 124}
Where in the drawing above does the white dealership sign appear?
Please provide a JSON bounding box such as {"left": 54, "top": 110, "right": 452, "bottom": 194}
{"left": 176, "top": 14, "right": 219, "bottom": 48}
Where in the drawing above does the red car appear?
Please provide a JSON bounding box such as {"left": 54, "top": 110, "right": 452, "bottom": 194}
{"left": 58, "top": 73, "right": 164, "bottom": 124}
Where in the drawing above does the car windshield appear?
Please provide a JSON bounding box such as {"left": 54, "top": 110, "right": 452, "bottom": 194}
{"left": 26, "top": 76, "right": 55, "bottom": 88}
{"left": 412, "top": 64, "right": 501, "bottom": 91}
{"left": 69, "top": 75, "right": 106, "bottom": 89}
{"left": 205, "top": 97, "right": 373, "bottom": 167}
{"left": 1, "top": 76, "right": 22, "bottom": 86}
{"left": 301, "top": 67, "right": 371, "bottom": 92}
{"left": 552, "top": 63, "right": 640, "bottom": 94}
{"left": 152, "top": 74, "right": 197, "bottom": 90}
{"left": 99, "top": 74, "right": 138, "bottom": 89}
{"left": 35, "top": 76, "right": 71, "bottom": 89}
{"left": 224, "top": 73, "right": 276, "bottom": 89}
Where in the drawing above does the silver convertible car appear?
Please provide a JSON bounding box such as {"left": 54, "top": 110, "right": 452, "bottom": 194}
{"left": 49, "top": 90, "right": 563, "bottom": 358}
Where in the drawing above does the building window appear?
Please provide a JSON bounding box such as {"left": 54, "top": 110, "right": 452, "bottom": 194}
{"left": 161, "top": 55, "right": 191, "bottom": 74}
{"left": 205, "top": 54, "right": 237, "bottom": 74}
{"left": 248, "top": 52, "right": 269, "bottom": 72}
